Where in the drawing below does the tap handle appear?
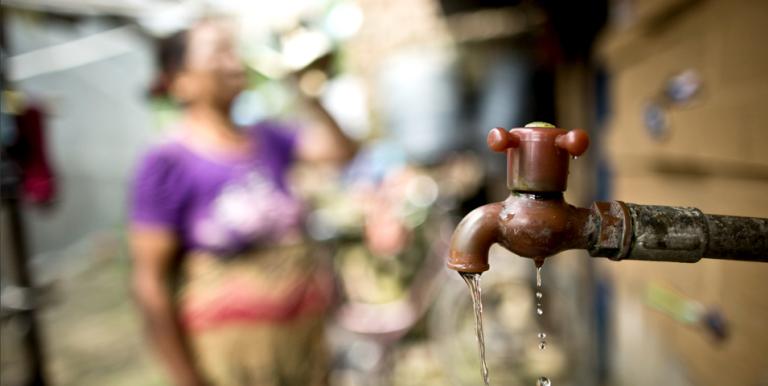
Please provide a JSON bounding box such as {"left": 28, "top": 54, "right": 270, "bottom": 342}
{"left": 555, "top": 129, "right": 590, "bottom": 157}
{"left": 487, "top": 127, "right": 520, "bottom": 152}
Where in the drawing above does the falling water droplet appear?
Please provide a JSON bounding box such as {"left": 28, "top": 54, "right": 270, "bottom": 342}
{"left": 572, "top": 155, "right": 579, "bottom": 160}
{"left": 537, "top": 376, "right": 552, "bottom": 386}
{"left": 538, "top": 332, "right": 547, "bottom": 339}
{"left": 537, "top": 308, "right": 544, "bottom": 316}
{"left": 538, "top": 341, "right": 547, "bottom": 350}
{"left": 536, "top": 267, "right": 542, "bottom": 287}
{"left": 536, "top": 291, "right": 543, "bottom": 299}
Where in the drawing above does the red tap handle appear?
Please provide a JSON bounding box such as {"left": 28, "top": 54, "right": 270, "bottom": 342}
{"left": 487, "top": 127, "right": 520, "bottom": 152}
{"left": 555, "top": 129, "right": 589, "bottom": 157}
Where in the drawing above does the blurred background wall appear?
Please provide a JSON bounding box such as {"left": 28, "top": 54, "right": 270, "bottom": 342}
{"left": 4, "top": 14, "right": 156, "bottom": 264}
{"left": 1, "top": 0, "right": 766, "bottom": 386}
{"left": 597, "top": 1, "right": 768, "bottom": 385}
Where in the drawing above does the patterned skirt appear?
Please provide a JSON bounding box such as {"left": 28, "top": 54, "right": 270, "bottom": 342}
{"left": 177, "top": 243, "right": 333, "bottom": 386}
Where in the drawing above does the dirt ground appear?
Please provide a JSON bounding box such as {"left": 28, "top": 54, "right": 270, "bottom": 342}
{"left": 1, "top": 256, "right": 165, "bottom": 386}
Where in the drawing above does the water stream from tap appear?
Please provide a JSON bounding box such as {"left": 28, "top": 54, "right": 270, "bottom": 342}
{"left": 460, "top": 272, "right": 490, "bottom": 386}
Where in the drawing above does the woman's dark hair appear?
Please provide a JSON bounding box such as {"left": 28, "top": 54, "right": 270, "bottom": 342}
{"left": 150, "top": 29, "right": 189, "bottom": 97}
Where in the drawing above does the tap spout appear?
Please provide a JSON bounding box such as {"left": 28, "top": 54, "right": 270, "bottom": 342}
{"left": 447, "top": 202, "right": 503, "bottom": 273}
{"left": 447, "top": 193, "right": 596, "bottom": 273}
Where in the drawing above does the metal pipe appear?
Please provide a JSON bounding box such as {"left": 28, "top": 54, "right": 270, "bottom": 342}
{"left": 589, "top": 203, "right": 768, "bottom": 263}
{"left": 703, "top": 213, "right": 768, "bottom": 261}
{"left": 0, "top": 161, "right": 49, "bottom": 386}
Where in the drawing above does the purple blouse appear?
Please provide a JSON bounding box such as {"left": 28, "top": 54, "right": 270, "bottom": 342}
{"left": 129, "top": 121, "right": 305, "bottom": 256}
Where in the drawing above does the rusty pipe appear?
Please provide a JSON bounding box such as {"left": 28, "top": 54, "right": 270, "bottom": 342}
{"left": 588, "top": 202, "right": 768, "bottom": 263}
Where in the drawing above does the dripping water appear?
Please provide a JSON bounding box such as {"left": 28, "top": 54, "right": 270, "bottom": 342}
{"left": 534, "top": 262, "right": 551, "bottom": 385}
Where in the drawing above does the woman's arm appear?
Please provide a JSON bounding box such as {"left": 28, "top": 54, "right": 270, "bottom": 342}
{"left": 294, "top": 89, "right": 358, "bottom": 164}
{"left": 130, "top": 226, "right": 206, "bottom": 386}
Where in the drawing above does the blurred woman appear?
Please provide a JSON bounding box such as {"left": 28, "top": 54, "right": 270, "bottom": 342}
{"left": 129, "top": 19, "right": 353, "bottom": 386}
